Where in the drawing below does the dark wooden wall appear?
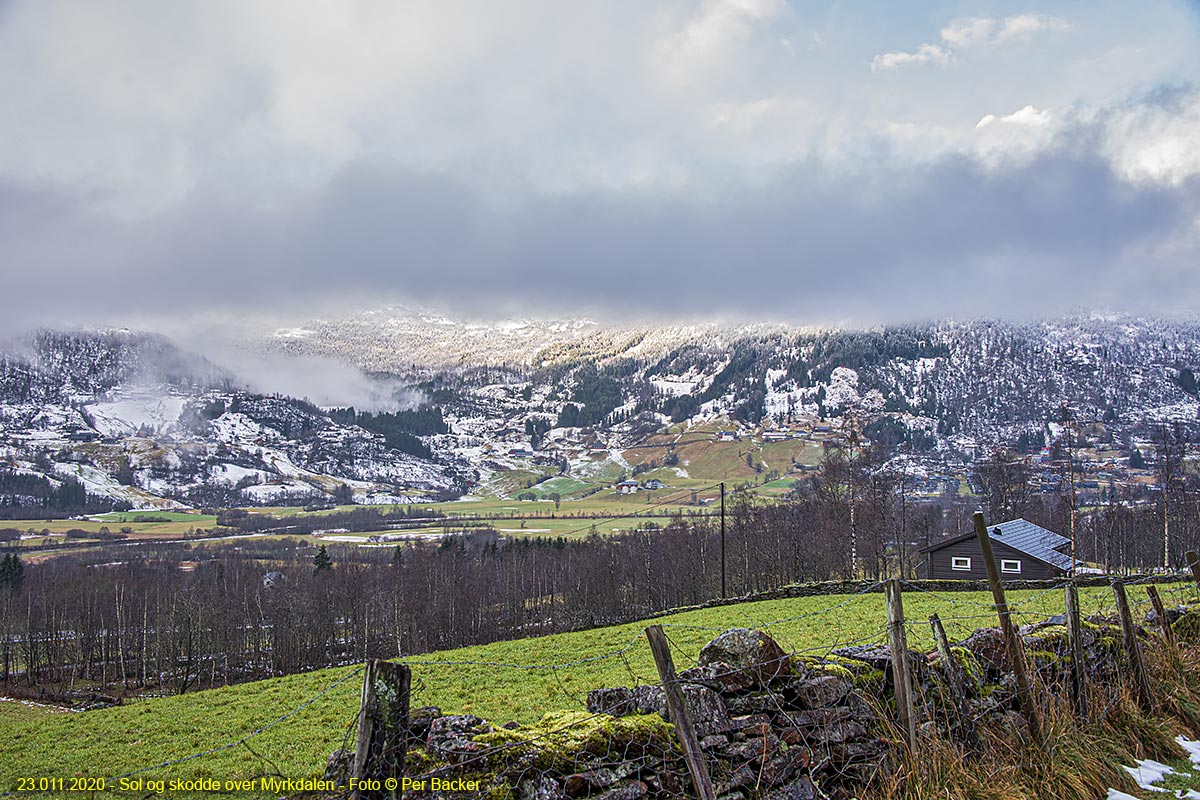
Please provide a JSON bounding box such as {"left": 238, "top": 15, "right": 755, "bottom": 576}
{"left": 925, "top": 537, "right": 1063, "bottom": 580}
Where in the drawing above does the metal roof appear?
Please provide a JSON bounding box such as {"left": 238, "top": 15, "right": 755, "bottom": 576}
{"left": 988, "top": 517, "right": 1074, "bottom": 570}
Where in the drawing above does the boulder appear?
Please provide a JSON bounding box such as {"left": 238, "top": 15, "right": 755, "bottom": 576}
{"left": 699, "top": 629, "right": 792, "bottom": 685}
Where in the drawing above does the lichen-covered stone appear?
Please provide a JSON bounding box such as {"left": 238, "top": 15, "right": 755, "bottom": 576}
{"left": 427, "top": 714, "right": 492, "bottom": 763}
{"left": 699, "top": 629, "right": 792, "bottom": 685}
{"left": 679, "top": 660, "right": 757, "bottom": 693}
{"left": 587, "top": 687, "right": 635, "bottom": 716}
{"left": 764, "top": 774, "right": 820, "bottom": 800}
{"left": 518, "top": 775, "right": 562, "bottom": 800}
{"left": 959, "top": 628, "right": 1008, "bottom": 672}
{"left": 562, "top": 761, "right": 637, "bottom": 796}
{"left": 595, "top": 780, "right": 647, "bottom": 800}
{"left": 784, "top": 674, "right": 852, "bottom": 709}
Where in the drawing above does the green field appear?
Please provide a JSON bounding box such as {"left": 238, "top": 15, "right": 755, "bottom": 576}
{"left": 0, "top": 581, "right": 1165, "bottom": 794}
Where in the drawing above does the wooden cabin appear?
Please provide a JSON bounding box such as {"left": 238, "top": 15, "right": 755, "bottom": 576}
{"left": 921, "top": 518, "right": 1076, "bottom": 580}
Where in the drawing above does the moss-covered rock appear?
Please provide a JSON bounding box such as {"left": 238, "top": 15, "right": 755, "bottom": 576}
{"left": 949, "top": 646, "right": 984, "bottom": 692}
{"left": 472, "top": 710, "right": 677, "bottom": 772}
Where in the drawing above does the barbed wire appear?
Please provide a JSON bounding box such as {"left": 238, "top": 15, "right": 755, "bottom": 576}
{"left": 9, "top": 570, "right": 1197, "bottom": 796}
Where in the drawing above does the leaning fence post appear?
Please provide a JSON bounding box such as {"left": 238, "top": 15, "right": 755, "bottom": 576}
{"left": 1187, "top": 550, "right": 1200, "bottom": 599}
{"left": 1111, "top": 579, "right": 1155, "bottom": 711}
{"left": 1063, "top": 581, "right": 1089, "bottom": 720}
{"left": 929, "top": 612, "right": 975, "bottom": 747}
{"left": 352, "top": 659, "right": 411, "bottom": 800}
{"left": 884, "top": 579, "right": 918, "bottom": 750}
{"left": 645, "top": 625, "right": 717, "bottom": 800}
{"left": 974, "top": 512, "right": 1042, "bottom": 745}
{"left": 1146, "top": 585, "right": 1176, "bottom": 648}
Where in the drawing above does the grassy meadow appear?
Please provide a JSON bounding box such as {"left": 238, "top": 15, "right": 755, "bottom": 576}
{"left": 0, "top": 581, "right": 1166, "bottom": 795}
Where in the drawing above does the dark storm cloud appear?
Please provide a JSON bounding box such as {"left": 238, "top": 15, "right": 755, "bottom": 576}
{"left": 3, "top": 140, "right": 1195, "bottom": 329}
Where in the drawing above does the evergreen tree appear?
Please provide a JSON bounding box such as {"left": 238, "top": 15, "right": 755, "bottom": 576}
{"left": 312, "top": 545, "right": 333, "bottom": 574}
{"left": 0, "top": 553, "right": 24, "bottom": 592}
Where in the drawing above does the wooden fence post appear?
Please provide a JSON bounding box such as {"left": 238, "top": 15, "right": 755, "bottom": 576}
{"left": 974, "top": 512, "right": 1042, "bottom": 745}
{"left": 1187, "top": 550, "right": 1200, "bottom": 599}
{"left": 1064, "top": 581, "right": 1088, "bottom": 720}
{"left": 1111, "top": 579, "right": 1155, "bottom": 711}
{"left": 645, "top": 625, "right": 717, "bottom": 800}
{"left": 1146, "top": 585, "right": 1176, "bottom": 647}
{"left": 929, "top": 612, "right": 975, "bottom": 747}
{"left": 352, "top": 660, "right": 411, "bottom": 800}
{"left": 884, "top": 579, "right": 918, "bottom": 750}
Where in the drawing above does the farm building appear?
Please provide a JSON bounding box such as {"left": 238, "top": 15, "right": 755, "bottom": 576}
{"left": 616, "top": 480, "right": 640, "bottom": 494}
{"left": 920, "top": 518, "right": 1078, "bottom": 580}
{"left": 643, "top": 478, "right": 664, "bottom": 490}
{"left": 717, "top": 430, "right": 739, "bottom": 442}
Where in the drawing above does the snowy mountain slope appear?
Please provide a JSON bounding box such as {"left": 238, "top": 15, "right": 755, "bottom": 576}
{"left": 3, "top": 314, "right": 1200, "bottom": 511}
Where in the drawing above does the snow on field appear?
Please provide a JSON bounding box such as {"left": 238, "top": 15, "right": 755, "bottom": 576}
{"left": 651, "top": 379, "right": 697, "bottom": 397}
{"left": 208, "top": 463, "right": 272, "bottom": 485}
{"left": 211, "top": 413, "right": 279, "bottom": 445}
{"left": 1106, "top": 738, "right": 1200, "bottom": 798}
{"left": 87, "top": 392, "right": 188, "bottom": 437}
{"left": 241, "top": 481, "right": 319, "bottom": 501}
{"left": 354, "top": 492, "right": 425, "bottom": 505}
{"left": 52, "top": 461, "right": 186, "bottom": 510}
{"left": 1180, "top": 737, "right": 1200, "bottom": 766}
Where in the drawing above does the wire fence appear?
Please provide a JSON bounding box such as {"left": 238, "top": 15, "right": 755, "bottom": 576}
{"left": 8, "top": 572, "right": 1200, "bottom": 798}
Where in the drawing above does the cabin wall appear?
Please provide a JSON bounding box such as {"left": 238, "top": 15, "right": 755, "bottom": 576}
{"left": 926, "top": 537, "right": 1061, "bottom": 580}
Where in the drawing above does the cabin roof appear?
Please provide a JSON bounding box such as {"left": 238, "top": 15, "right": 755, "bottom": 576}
{"left": 921, "top": 517, "right": 1075, "bottom": 570}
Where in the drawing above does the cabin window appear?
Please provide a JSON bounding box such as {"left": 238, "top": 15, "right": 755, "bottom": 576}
{"left": 951, "top": 556, "right": 971, "bottom": 571}
{"left": 1001, "top": 559, "right": 1022, "bottom": 574}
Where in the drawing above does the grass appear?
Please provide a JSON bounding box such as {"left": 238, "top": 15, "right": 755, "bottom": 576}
{"left": 0, "top": 514, "right": 218, "bottom": 539}
{"left": 0, "top": 581, "right": 1158, "bottom": 796}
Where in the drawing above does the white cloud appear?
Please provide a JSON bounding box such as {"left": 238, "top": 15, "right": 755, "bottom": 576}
{"left": 1103, "top": 93, "right": 1200, "bottom": 185}
{"left": 995, "top": 14, "right": 1071, "bottom": 44}
{"left": 977, "top": 105, "right": 1052, "bottom": 129}
{"left": 651, "top": 0, "right": 787, "bottom": 88}
{"left": 871, "top": 43, "right": 951, "bottom": 72}
{"left": 873, "top": 13, "right": 1070, "bottom": 72}
{"left": 940, "top": 18, "right": 997, "bottom": 50}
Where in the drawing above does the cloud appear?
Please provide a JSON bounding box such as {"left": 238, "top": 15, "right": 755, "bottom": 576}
{"left": 651, "top": 0, "right": 788, "bottom": 88}
{"left": 977, "top": 105, "right": 1052, "bottom": 129}
{"left": 0, "top": 1, "right": 1198, "bottom": 331}
{"left": 871, "top": 44, "right": 951, "bottom": 72}
{"left": 4, "top": 125, "right": 1198, "bottom": 330}
{"left": 873, "top": 13, "right": 1070, "bottom": 72}
{"left": 1101, "top": 88, "right": 1200, "bottom": 186}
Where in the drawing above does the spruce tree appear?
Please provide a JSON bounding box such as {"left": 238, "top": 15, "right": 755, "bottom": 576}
{"left": 312, "top": 545, "right": 333, "bottom": 574}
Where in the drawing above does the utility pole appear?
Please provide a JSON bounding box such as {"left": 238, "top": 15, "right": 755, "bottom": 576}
{"left": 720, "top": 482, "right": 726, "bottom": 598}
{"left": 847, "top": 414, "right": 860, "bottom": 578}
{"left": 1067, "top": 412, "right": 1076, "bottom": 576}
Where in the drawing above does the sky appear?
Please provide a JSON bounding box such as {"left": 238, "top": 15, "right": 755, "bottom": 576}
{"left": 3, "top": 0, "right": 1200, "bottom": 329}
